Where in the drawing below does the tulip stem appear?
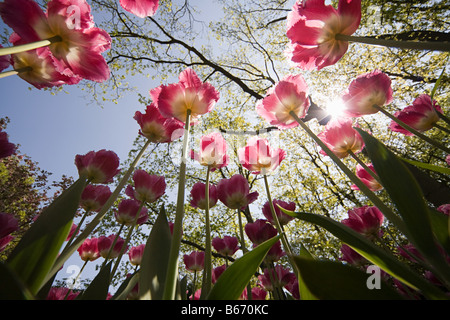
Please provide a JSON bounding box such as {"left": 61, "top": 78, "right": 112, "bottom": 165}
{"left": 0, "top": 36, "right": 62, "bottom": 57}
{"left": 434, "top": 123, "right": 450, "bottom": 135}
{"left": 0, "top": 67, "right": 32, "bottom": 79}
{"left": 289, "top": 111, "right": 407, "bottom": 235}
{"left": 201, "top": 166, "right": 212, "bottom": 299}
{"left": 47, "top": 139, "right": 151, "bottom": 284}
{"left": 437, "top": 112, "right": 450, "bottom": 127}
{"left": 111, "top": 202, "right": 145, "bottom": 281}
{"left": 347, "top": 150, "right": 381, "bottom": 184}
{"left": 335, "top": 34, "right": 450, "bottom": 52}
{"left": 163, "top": 109, "right": 192, "bottom": 300}
{"left": 373, "top": 105, "right": 450, "bottom": 154}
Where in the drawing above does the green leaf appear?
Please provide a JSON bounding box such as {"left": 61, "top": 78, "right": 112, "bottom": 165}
{"left": 0, "top": 261, "right": 34, "bottom": 300}
{"left": 207, "top": 234, "right": 281, "bottom": 300}
{"left": 139, "top": 205, "right": 172, "bottom": 300}
{"left": 401, "top": 157, "right": 450, "bottom": 175}
{"left": 356, "top": 128, "right": 450, "bottom": 287}
{"left": 6, "top": 177, "right": 87, "bottom": 295}
{"left": 292, "top": 256, "right": 404, "bottom": 300}
{"left": 281, "top": 210, "right": 448, "bottom": 300}
{"left": 77, "top": 261, "right": 112, "bottom": 300}
{"left": 297, "top": 244, "right": 317, "bottom": 300}
{"left": 427, "top": 208, "right": 450, "bottom": 254}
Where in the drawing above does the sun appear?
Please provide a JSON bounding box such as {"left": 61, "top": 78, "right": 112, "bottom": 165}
{"left": 325, "top": 97, "right": 347, "bottom": 119}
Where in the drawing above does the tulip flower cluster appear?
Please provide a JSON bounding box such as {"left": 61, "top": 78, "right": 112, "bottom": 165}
{"left": 1, "top": 0, "right": 449, "bottom": 302}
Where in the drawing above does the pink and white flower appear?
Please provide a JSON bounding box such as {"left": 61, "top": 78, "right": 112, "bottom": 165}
{"left": 191, "top": 132, "right": 229, "bottom": 170}
{"left": 115, "top": 199, "right": 149, "bottom": 226}
{"left": 212, "top": 236, "right": 239, "bottom": 257}
{"left": 183, "top": 251, "right": 205, "bottom": 272}
{"left": 342, "top": 70, "right": 393, "bottom": 117}
{"left": 262, "top": 199, "right": 295, "bottom": 226}
{"left": 119, "top": 0, "right": 159, "bottom": 18}
{"left": 189, "top": 181, "right": 218, "bottom": 210}
{"left": 80, "top": 184, "right": 112, "bottom": 212}
{"left": 128, "top": 244, "right": 146, "bottom": 266}
{"left": 317, "top": 117, "right": 364, "bottom": 158}
{"left": 125, "top": 170, "right": 166, "bottom": 204}
{"left": 0, "top": 129, "right": 16, "bottom": 159}
{"left": 389, "top": 94, "right": 443, "bottom": 136}
{"left": 286, "top": 0, "right": 361, "bottom": 70}
{"left": 98, "top": 235, "right": 127, "bottom": 259}
{"left": 238, "top": 137, "right": 286, "bottom": 175}
{"left": 134, "top": 104, "right": 184, "bottom": 143}
{"left": 150, "top": 68, "right": 220, "bottom": 124}
{"left": 351, "top": 163, "right": 383, "bottom": 192}
{"left": 342, "top": 205, "right": 384, "bottom": 239}
{"left": 217, "top": 174, "right": 259, "bottom": 210}
{"left": 75, "top": 149, "right": 120, "bottom": 184}
{"left": 256, "top": 74, "right": 310, "bottom": 129}
{"left": 0, "top": 0, "right": 111, "bottom": 82}
{"left": 77, "top": 237, "right": 100, "bottom": 262}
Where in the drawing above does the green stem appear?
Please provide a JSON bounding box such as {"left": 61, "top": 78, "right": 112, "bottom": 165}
{"left": 46, "top": 139, "right": 151, "bottom": 284}
{"left": 374, "top": 105, "right": 450, "bottom": 154}
{"left": 434, "top": 123, "right": 450, "bottom": 135}
{"left": 438, "top": 112, "right": 450, "bottom": 127}
{"left": 64, "top": 260, "right": 88, "bottom": 300}
{"left": 0, "top": 36, "right": 62, "bottom": 56}
{"left": 236, "top": 208, "right": 252, "bottom": 300}
{"left": 0, "top": 67, "right": 32, "bottom": 79}
{"left": 201, "top": 166, "right": 212, "bottom": 299}
{"left": 111, "top": 202, "right": 145, "bottom": 281}
{"left": 289, "top": 111, "right": 407, "bottom": 235}
{"left": 100, "top": 223, "right": 125, "bottom": 270}
{"left": 335, "top": 34, "right": 450, "bottom": 52}
{"left": 347, "top": 150, "right": 381, "bottom": 185}
{"left": 163, "top": 109, "right": 192, "bottom": 300}
{"left": 66, "top": 211, "right": 89, "bottom": 248}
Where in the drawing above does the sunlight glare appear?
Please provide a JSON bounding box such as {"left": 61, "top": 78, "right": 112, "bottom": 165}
{"left": 325, "top": 97, "right": 347, "bottom": 119}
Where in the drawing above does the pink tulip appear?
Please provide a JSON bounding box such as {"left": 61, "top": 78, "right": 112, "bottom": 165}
{"left": 115, "top": 199, "right": 149, "bottom": 226}
{"left": 183, "top": 251, "right": 205, "bottom": 272}
{"left": 191, "top": 132, "right": 229, "bottom": 170}
{"left": 389, "top": 95, "right": 443, "bottom": 136}
{"left": 98, "top": 235, "right": 127, "bottom": 259}
{"left": 150, "top": 68, "right": 220, "bottom": 124}
{"left": 0, "top": 0, "right": 111, "bottom": 82}
{"left": 262, "top": 199, "right": 295, "bottom": 226}
{"left": 10, "top": 46, "right": 80, "bottom": 89}
{"left": 351, "top": 163, "right": 383, "bottom": 192}
{"left": 340, "top": 244, "right": 367, "bottom": 267}
{"left": 264, "top": 240, "right": 285, "bottom": 263}
{"left": 241, "top": 286, "right": 268, "bottom": 300}
{"left": 437, "top": 204, "right": 450, "bottom": 216}
{"left": 189, "top": 181, "right": 218, "bottom": 210}
{"left": 0, "top": 129, "right": 16, "bottom": 159}
{"left": 125, "top": 170, "right": 166, "bottom": 204}
{"left": 258, "top": 265, "right": 296, "bottom": 291}
{"left": 286, "top": 0, "right": 361, "bottom": 70}
{"left": 0, "top": 44, "right": 10, "bottom": 72}
{"left": 0, "top": 212, "right": 18, "bottom": 239}
{"left": 256, "top": 74, "right": 310, "bottom": 129}
{"left": 245, "top": 219, "right": 277, "bottom": 246}
{"left": 47, "top": 287, "right": 79, "bottom": 300}
{"left": 128, "top": 244, "right": 146, "bottom": 266}
{"left": 80, "top": 184, "right": 112, "bottom": 212}
{"left": 217, "top": 174, "right": 259, "bottom": 210}
{"left": 212, "top": 264, "right": 226, "bottom": 284}
{"left": 134, "top": 104, "right": 184, "bottom": 143}
{"left": 77, "top": 237, "right": 100, "bottom": 262}
{"left": 119, "top": 0, "right": 159, "bottom": 18}
{"left": 342, "top": 206, "right": 384, "bottom": 239}
{"left": 0, "top": 235, "right": 14, "bottom": 252}
{"left": 66, "top": 222, "right": 79, "bottom": 241}
{"left": 75, "top": 149, "right": 120, "bottom": 184}
{"left": 212, "top": 236, "right": 239, "bottom": 257}
{"left": 238, "top": 137, "right": 286, "bottom": 175}
{"left": 317, "top": 117, "right": 365, "bottom": 158}
{"left": 342, "top": 70, "right": 393, "bottom": 117}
